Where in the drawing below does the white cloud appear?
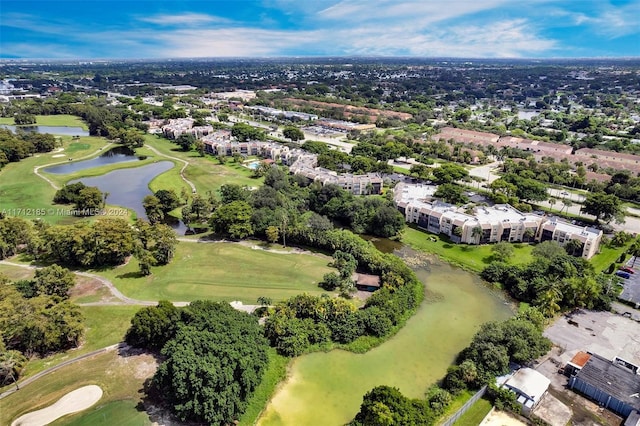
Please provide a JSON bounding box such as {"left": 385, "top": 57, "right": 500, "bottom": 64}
{"left": 138, "top": 13, "right": 231, "bottom": 26}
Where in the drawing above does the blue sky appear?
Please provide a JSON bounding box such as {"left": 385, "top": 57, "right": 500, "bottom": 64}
{"left": 1, "top": 0, "right": 639, "bottom": 59}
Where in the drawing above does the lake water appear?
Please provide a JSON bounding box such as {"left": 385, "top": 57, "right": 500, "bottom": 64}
{"left": 69, "top": 161, "right": 175, "bottom": 222}
{"left": 43, "top": 146, "right": 143, "bottom": 174}
{"left": 0, "top": 124, "right": 89, "bottom": 136}
{"left": 258, "top": 246, "right": 513, "bottom": 425}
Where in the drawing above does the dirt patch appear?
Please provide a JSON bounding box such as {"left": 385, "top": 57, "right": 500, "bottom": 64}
{"left": 479, "top": 408, "right": 527, "bottom": 426}
{"left": 115, "top": 348, "right": 159, "bottom": 380}
{"left": 69, "top": 275, "right": 118, "bottom": 303}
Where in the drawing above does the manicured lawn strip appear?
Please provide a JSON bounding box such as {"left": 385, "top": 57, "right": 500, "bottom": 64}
{"left": 401, "top": 227, "right": 533, "bottom": 273}
{"left": 452, "top": 398, "right": 493, "bottom": 426}
{"left": 96, "top": 242, "right": 334, "bottom": 303}
{"left": 437, "top": 389, "right": 475, "bottom": 422}
{"left": 53, "top": 400, "right": 151, "bottom": 426}
{"left": 0, "top": 114, "right": 88, "bottom": 129}
{"left": 0, "top": 350, "right": 152, "bottom": 426}
{"left": 17, "top": 305, "right": 139, "bottom": 379}
{"left": 590, "top": 242, "right": 632, "bottom": 273}
{"left": 0, "top": 136, "right": 110, "bottom": 224}
{"left": 238, "top": 348, "right": 289, "bottom": 426}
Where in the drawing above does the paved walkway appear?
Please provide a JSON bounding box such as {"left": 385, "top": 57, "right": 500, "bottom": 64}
{"left": 144, "top": 144, "right": 196, "bottom": 193}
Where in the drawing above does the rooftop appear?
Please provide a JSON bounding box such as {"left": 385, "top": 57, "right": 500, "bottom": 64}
{"left": 575, "top": 353, "right": 640, "bottom": 409}
{"left": 504, "top": 368, "right": 551, "bottom": 403}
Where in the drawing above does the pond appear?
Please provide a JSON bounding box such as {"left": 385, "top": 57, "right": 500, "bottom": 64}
{"left": 69, "top": 161, "right": 175, "bottom": 222}
{"left": 43, "top": 146, "right": 144, "bottom": 174}
{"left": 0, "top": 124, "right": 89, "bottom": 136}
{"left": 258, "top": 246, "right": 513, "bottom": 425}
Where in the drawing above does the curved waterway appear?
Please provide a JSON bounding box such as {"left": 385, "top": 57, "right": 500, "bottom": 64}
{"left": 43, "top": 146, "right": 143, "bottom": 174}
{"left": 258, "top": 246, "right": 513, "bottom": 425}
{"left": 69, "top": 161, "right": 174, "bottom": 220}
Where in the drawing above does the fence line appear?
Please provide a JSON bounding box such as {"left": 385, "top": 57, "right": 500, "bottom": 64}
{"left": 439, "top": 385, "right": 488, "bottom": 426}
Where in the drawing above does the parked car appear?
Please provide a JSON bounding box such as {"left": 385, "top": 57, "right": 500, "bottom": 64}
{"left": 616, "top": 271, "right": 631, "bottom": 279}
{"left": 620, "top": 267, "right": 635, "bottom": 274}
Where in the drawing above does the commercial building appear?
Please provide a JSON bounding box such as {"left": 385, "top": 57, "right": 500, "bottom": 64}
{"left": 394, "top": 182, "right": 602, "bottom": 258}
{"left": 569, "top": 352, "right": 640, "bottom": 419}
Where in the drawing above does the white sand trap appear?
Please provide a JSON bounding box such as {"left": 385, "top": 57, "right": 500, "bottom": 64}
{"left": 11, "top": 385, "right": 103, "bottom": 426}
{"left": 51, "top": 154, "right": 65, "bottom": 158}
{"left": 54, "top": 147, "right": 64, "bottom": 152}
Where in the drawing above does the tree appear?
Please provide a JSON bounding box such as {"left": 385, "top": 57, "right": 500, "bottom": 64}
{"left": 14, "top": 114, "right": 36, "bottom": 125}
{"left": 265, "top": 225, "right": 279, "bottom": 244}
{"left": 471, "top": 226, "right": 483, "bottom": 244}
{"left": 491, "top": 242, "right": 514, "bottom": 262}
{"left": 434, "top": 183, "right": 467, "bottom": 204}
{"left": 143, "top": 195, "right": 164, "bottom": 224}
{"left": 0, "top": 342, "right": 27, "bottom": 389}
{"left": 431, "top": 163, "right": 468, "bottom": 184}
{"left": 154, "top": 189, "right": 180, "bottom": 213}
{"left": 209, "top": 201, "right": 254, "bottom": 239}
{"left": 175, "top": 133, "right": 196, "bottom": 151}
{"left": 409, "top": 164, "right": 430, "bottom": 180}
{"left": 152, "top": 301, "right": 269, "bottom": 425}
{"left": 582, "top": 192, "right": 623, "bottom": 223}
{"left": 75, "top": 187, "right": 104, "bottom": 213}
{"left": 220, "top": 184, "right": 249, "bottom": 204}
{"left": 283, "top": 126, "right": 304, "bottom": 142}
{"left": 32, "top": 265, "right": 76, "bottom": 299}
{"left": 351, "top": 386, "right": 431, "bottom": 426}
{"left": 231, "top": 122, "right": 266, "bottom": 142}
{"left": 125, "top": 301, "right": 181, "bottom": 350}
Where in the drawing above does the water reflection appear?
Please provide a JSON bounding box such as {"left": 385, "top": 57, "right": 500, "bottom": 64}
{"left": 44, "top": 146, "right": 143, "bottom": 174}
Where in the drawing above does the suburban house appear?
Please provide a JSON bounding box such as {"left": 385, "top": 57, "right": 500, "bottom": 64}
{"left": 502, "top": 368, "right": 551, "bottom": 414}
{"left": 394, "top": 182, "right": 603, "bottom": 259}
{"left": 568, "top": 352, "right": 640, "bottom": 419}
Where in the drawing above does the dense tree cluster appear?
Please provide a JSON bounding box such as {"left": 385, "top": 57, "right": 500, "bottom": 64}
{"left": 481, "top": 241, "right": 615, "bottom": 316}
{"left": 264, "top": 233, "right": 422, "bottom": 356}
{"left": 0, "top": 280, "right": 84, "bottom": 358}
{"left": 15, "top": 265, "right": 75, "bottom": 299}
{"left": 53, "top": 182, "right": 105, "bottom": 214}
{"left": 0, "top": 128, "right": 57, "bottom": 169}
{"left": 126, "top": 301, "right": 269, "bottom": 425}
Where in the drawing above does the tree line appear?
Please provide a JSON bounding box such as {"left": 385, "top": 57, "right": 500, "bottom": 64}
{"left": 0, "top": 265, "right": 84, "bottom": 387}
{"left": 0, "top": 128, "right": 58, "bottom": 170}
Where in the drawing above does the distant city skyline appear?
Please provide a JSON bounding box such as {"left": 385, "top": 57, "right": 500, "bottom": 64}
{"left": 1, "top": 0, "right": 639, "bottom": 59}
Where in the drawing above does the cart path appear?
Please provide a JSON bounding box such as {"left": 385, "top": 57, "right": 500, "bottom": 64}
{"left": 144, "top": 143, "right": 196, "bottom": 193}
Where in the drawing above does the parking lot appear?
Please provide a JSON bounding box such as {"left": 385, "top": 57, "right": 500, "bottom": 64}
{"left": 619, "top": 257, "right": 640, "bottom": 306}
{"left": 543, "top": 310, "right": 640, "bottom": 367}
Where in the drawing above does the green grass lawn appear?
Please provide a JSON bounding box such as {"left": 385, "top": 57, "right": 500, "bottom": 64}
{"left": 53, "top": 400, "right": 151, "bottom": 426}
{"left": 0, "top": 135, "right": 110, "bottom": 224}
{"left": 17, "top": 305, "right": 140, "bottom": 379}
{"left": 401, "top": 227, "right": 533, "bottom": 273}
{"left": 144, "top": 134, "right": 263, "bottom": 194}
{"left": 0, "top": 114, "right": 88, "bottom": 129}
{"left": 96, "top": 242, "right": 334, "bottom": 303}
{"left": 0, "top": 263, "right": 35, "bottom": 281}
{"left": 590, "top": 242, "right": 632, "bottom": 273}
{"left": 453, "top": 398, "right": 493, "bottom": 426}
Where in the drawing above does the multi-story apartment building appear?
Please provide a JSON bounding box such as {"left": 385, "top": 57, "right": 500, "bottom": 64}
{"left": 394, "top": 182, "right": 602, "bottom": 259}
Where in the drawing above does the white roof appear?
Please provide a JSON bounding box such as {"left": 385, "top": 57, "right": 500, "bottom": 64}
{"left": 504, "top": 368, "right": 550, "bottom": 403}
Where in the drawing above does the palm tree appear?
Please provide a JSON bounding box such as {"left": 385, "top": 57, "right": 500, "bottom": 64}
{"left": 471, "top": 226, "right": 483, "bottom": 244}
{"left": 629, "top": 240, "right": 640, "bottom": 267}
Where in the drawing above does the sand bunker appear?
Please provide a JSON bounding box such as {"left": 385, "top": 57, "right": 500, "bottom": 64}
{"left": 12, "top": 385, "right": 103, "bottom": 426}
{"left": 51, "top": 154, "right": 65, "bottom": 158}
